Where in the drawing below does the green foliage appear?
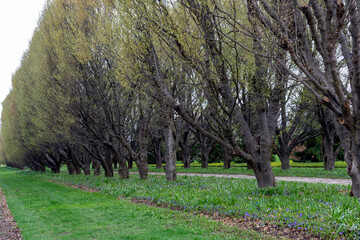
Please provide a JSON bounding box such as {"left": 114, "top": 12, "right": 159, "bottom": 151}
{"left": 0, "top": 137, "right": 5, "bottom": 164}
{"left": 0, "top": 92, "right": 26, "bottom": 168}
{"left": 293, "top": 136, "right": 322, "bottom": 162}
{"left": 271, "top": 154, "right": 280, "bottom": 162}
{"left": 209, "top": 143, "right": 223, "bottom": 163}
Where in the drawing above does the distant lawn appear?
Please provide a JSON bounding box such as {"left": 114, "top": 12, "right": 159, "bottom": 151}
{"left": 57, "top": 161, "right": 350, "bottom": 179}
{"left": 0, "top": 167, "right": 276, "bottom": 240}
{"left": 38, "top": 169, "right": 359, "bottom": 239}
{"left": 160, "top": 161, "right": 348, "bottom": 169}
{"left": 129, "top": 165, "right": 350, "bottom": 179}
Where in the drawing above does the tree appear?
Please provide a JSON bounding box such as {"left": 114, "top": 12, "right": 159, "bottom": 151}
{"left": 276, "top": 89, "right": 321, "bottom": 170}
{"left": 127, "top": 0, "right": 287, "bottom": 187}
{"left": 247, "top": 0, "right": 360, "bottom": 196}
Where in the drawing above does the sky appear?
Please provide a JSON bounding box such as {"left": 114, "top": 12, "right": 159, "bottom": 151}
{"left": 0, "top": 0, "right": 47, "bottom": 118}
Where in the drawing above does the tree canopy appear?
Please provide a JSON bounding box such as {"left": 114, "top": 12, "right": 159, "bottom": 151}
{"left": 1, "top": 0, "right": 360, "bottom": 196}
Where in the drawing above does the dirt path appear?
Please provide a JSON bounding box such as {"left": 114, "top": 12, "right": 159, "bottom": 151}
{"left": 0, "top": 189, "right": 22, "bottom": 240}
{"left": 133, "top": 172, "right": 351, "bottom": 185}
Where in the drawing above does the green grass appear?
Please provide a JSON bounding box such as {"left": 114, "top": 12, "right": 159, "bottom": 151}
{"left": 0, "top": 167, "right": 276, "bottom": 240}
{"left": 37, "top": 169, "right": 360, "bottom": 239}
{"left": 130, "top": 165, "right": 350, "bottom": 179}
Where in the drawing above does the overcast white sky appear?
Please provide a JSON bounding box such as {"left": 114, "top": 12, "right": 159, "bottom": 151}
{"left": 0, "top": 0, "right": 47, "bottom": 119}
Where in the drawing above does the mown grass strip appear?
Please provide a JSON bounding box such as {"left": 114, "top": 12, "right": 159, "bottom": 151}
{"left": 0, "top": 167, "right": 276, "bottom": 240}
{"left": 38, "top": 170, "right": 360, "bottom": 239}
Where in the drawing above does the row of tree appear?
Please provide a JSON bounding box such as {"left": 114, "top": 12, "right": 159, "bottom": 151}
{"left": 1, "top": 0, "right": 360, "bottom": 196}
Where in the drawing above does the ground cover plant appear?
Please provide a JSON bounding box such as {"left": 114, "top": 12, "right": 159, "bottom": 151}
{"left": 129, "top": 164, "right": 350, "bottom": 179}
{"left": 37, "top": 169, "right": 359, "bottom": 239}
{"left": 0, "top": 167, "right": 274, "bottom": 240}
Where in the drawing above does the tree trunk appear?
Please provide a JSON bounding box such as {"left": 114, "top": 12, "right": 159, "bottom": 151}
{"left": 103, "top": 148, "right": 114, "bottom": 177}
{"left": 247, "top": 162, "right": 252, "bottom": 169}
{"left": 322, "top": 136, "right": 335, "bottom": 170}
{"left": 155, "top": 139, "right": 163, "bottom": 168}
{"left": 93, "top": 160, "right": 101, "bottom": 176}
{"left": 223, "top": 146, "right": 231, "bottom": 169}
{"left": 114, "top": 145, "right": 129, "bottom": 179}
{"left": 318, "top": 110, "right": 336, "bottom": 171}
{"left": 102, "top": 164, "right": 113, "bottom": 177}
{"left": 334, "top": 121, "right": 360, "bottom": 197}
{"left": 152, "top": 137, "right": 163, "bottom": 169}
{"left": 182, "top": 150, "right": 191, "bottom": 168}
{"left": 137, "top": 115, "right": 149, "bottom": 179}
{"left": 66, "top": 161, "right": 75, "bottom": 175}
{"left": 67, "top": 147, "right": 82, "bottom": 175}
{"left": 280, "top": 155, "right": 290, "bottom": 170}
{"left": 348, "top": 137, "right": 360, "bottom": 197}
{"left": 83, "top": 166, "right": 90, "bottom": 175}
{"left": 200, "top": 141, "right": 211, "bottom": 168}
{"left": 80, "top": 151, "right": 91, "bottom": 175}
{"left": 127, "top": 156, "right": 133, "bottom": 169}
{"left": 113, "top": 156, "right": 118, "bottom": 169}
{"left": 201, "top": 151, "right": 209, "bottom": 168}
{"left": 252, "top": 158, "right": 276, "bottom": 188}
{"left": 118, "top": 158, "right": 129, "bottom": 178}
{"left": 163, "top": 114, "right": 177, "bottom": 181}
{"left": 73, "top": 160, "right": 82, "bottom": 175}
{"left": 179, "top": 128, "right": 193, "bottom": 169}
{"left": 279, "top": 150, "right": 291, "bottom": 170}
{"left": 117, "top": 156, "right": 129, "bottom": 179}
{"left": 137, "top": 163, "right": 148, "bottom": 179}
{"left": 50, "top": 162, "right": 61, "bottom": 173}
{"left": 348, "top": 161, "right": 360, "bottom": 197}
{"left": 156, "top": 156, "right": 163, "bottom": 169}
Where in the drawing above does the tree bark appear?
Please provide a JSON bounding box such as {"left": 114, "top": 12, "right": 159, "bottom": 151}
{"left": 150, "top": 132, "right": 163, "bottom": 169}
{"left": 318, "top": 108, "right": 336, "bottom": 170}
{"left": 73, "top": 160, "right": 82, "bottom": 175}
{"left": 113, "top": 156, "right": 118, "bottom": 169}
{"left": 66, "top": 161, "right": 75, "bottom": 175}
{"left": 322, "top": 135, "right": 335, "bottom": 170}
{"left": 251, "top": 158, "right": 276, "bottom": 188}
{"left": 278, "top": 148, "right": 291, "bottom": 170}
{"left": 113, "top": 144, "right": 129, "bottom": 179}
{"left": 163, "top": 111, "right": 177, "bottom": 181}
{"left": 182, "top": 151, "right": 191, "bottom": 168}
{"left": 280, "top": 154, "right": 290, "bottom": 170}
{"left": 136, "top": 111, "right": 150, "bottom": 179}
{"left": 117, "top": 156, "right": 129, "bottom": 178}
{"left": 153, "top": 137, "right": 163, "bottom": 168}
{"left": 179, "top": 137, "right": 192, "bottom": 168}
{"left": 83, "top": 166, "right": 90, "bottom": 175}
{"left": 127, "top": 156, "right": 133, "bottom": 169}
{"left": 93, "top": 160, "right": 101, "bottom": 176}
{"left": 223, "top": 146, "right": 231, "bottom": 169}
{"left": 102, "top": 147, "right": 114, "bottom": 177}
{"left": 200, "top": 140, "right": 212, "bottom": 168}
{"left": 81, "top": 151, "right": 91, "bottom": 175}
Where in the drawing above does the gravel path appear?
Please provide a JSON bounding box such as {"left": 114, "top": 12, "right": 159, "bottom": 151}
{"left": 0, "top": 189, "right": 22, "bottom": 240}
{"left": 135, "top": 172, "right": 351, "bottom": 185}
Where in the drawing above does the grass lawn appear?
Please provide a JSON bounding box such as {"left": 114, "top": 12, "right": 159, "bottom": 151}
{"left": 0, "top": 167, "right": 276, "bottom": 240}
{"left": 38, "top": 169, "right": 360, "bottom": 239}
{"left": 129, "top": 165, "right": 350, "bottom": 179}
